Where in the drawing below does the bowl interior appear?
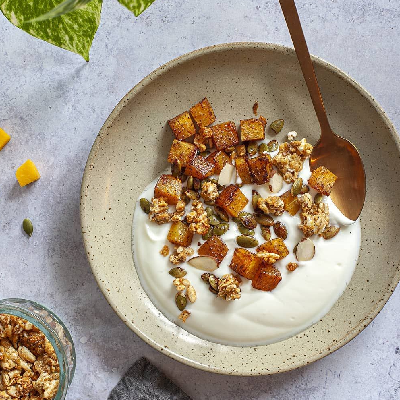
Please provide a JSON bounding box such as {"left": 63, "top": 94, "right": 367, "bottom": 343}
{"left": 80, "top": 43, "right": 400, "bottom": 375}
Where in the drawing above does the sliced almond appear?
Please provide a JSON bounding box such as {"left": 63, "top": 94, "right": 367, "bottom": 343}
{"left": 188, "top": 255, "right": 219, "bottom": 272}
{"left": 218, "top": 163, "right": 236, "bottom": 186}
{"left": 268, "top": 172, "right": 283, "bottom": 193}
{"left": 294, "top": 238, "right": 315, "bottom": 261}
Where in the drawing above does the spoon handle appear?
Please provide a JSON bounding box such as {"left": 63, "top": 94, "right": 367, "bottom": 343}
{"left": 279, "top": 0, "right": 332, "bottom": 135}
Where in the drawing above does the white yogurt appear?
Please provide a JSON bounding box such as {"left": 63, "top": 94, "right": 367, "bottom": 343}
{"left": 132, "top": 160, "right": 361, "bottom": 346}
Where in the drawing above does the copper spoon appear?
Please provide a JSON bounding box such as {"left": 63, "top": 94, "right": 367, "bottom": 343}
{"left": 279, "top": 0, "right": 366, "bottom": 221}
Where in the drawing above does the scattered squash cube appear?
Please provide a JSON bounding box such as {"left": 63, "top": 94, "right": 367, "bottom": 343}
{"left": 167, "top": 139, "right": 197, "bottom": 167}
{"left": 247, "top": 155, "right": 274, "bottom": 185}
{"left": 308, "top": 166, "right": 338, "bottom": 196}
{"left": 167, "top": 221, "right": 194, "bottom": 247}
{"left": 189, "top": 98, "right": 216, "bottom": 127}
{"left": 184, "top": 155, "right": 214, "bottom": 179}
{"left": 16, "top": 160, "right": 40, "bottom": 187}
{"left": 0, "top": 128, "right": 11, "bottom": 150}
{"left": 240, "top": 117, "right": 266, "bottom": 142}
{"left": 206, "top": 150, "right": 230, "bottom": 174}
{"left": 251, "top": 262, "right": 282, "bottom": 291}
{"left": 235, "top": 156, "right": 252, "bottom": 184}
{"left": 198, "top": 236, "right": 228, "bottom": 265}
{"left": 280, "top": 190, "right": 300, "bottom": 216}
{"left": 168, "top": 111, "right": 196, "bottom": 140}
{"left": 216, "top": 184, "right": 248, "bottom": 217}
{"left": 229, "top": 248, "right": 261, "bottom": 280}
{"left": 154, "top": 174, "right": 182, "bottom": 205}
{"left": 257, "top": 238, "right": 289, "bottom": 260}
{"left": 212, "top": 122, "right": 239, "bottom": 151}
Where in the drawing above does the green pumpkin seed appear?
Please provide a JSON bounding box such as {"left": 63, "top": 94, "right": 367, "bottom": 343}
{"left": 139, "top": 198, "right": 151, "bottom": 214}
{"left": 291, "top": 178, "right": 303, "bottom": 196}
{"left": 213, "top": 223, "right": 229, "bottom": 236}
{"left": 181, "top": 193, "right": 191, "bottom": 205}
{"left": 266, "top": 139, "right": 279, "bottom": 152}
{"left": 169, "top": 267, "right": 187, "bottom": 278}
{"left": 200, "top": 150, "right": 210, "bottom": 157}
{"left": 314, "top": 193, "right": 323, "bottom": 204}
{"left": 187, "top": 176, "right": 194, "bottom": 190}
{"left": 208, "top": 215, "right": 220, "bottom": 226}
{"left": 300, "top": 185, "right": 309, "bottom": 194}
{"left": 252, "top": 190, "right": 261, "bottom": 210}
{"left": 204, "top": 200, "right": 215, "bottom": 206}
{"left": 261, "top": 226, "right": 271, "bottom": 241}
{"left": 202, "top": 226, "right": 214, "bottom": 240}
{"left": 214, "top": 206, "right": 229, "bottom": 222}
{"left": 206, "top": 207, "right": 214, "bottom": 217}
{"left": 171, "top": 161, "right": 181, "bottom": 177}
{"left": 23, "top": 218, "right": 33, "bottom": 237}
{"left": 238, "top": 223, "right": 255, "bottom": 236}
{"left": 247, "top": 142, "right": 258, "bottom": 156}
{"left": 258, "top": 142, "right": 269, "bottom": 155}
{"left": 238, "top": 211, "right": 257, "bottom": 229}
{"left": 273, "top": 222, "right": 288, "bottom": 239}
{"left": 270, "top": 119, "right": 284, "bottom": 133}
{"left": 255, "top": 213, "right": 274, "bottom": 226}
{"left": 236, "top": 235, "right": 258, "bottom": 248}
{"left": 175, "top": 293, "right": 187, "bottom": 311}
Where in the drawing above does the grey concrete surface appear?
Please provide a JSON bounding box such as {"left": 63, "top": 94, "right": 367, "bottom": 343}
{"left": 0, "top": 0, "right": 399, "bottom": 399}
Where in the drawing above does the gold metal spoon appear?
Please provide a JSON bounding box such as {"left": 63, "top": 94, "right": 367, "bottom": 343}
{"left": 279, "top": 0, "right": 366, "bottom": 221}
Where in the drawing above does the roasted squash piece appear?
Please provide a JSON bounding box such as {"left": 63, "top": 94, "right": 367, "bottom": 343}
{"left": 0, "top": 128, "right": 11, "bottom": 150}
{"left": 184, "top": 155, "right": 214, "bottom": 179}
{"left": 229, "top": 248, "right": 261, "bottom": 280}
{"left": 167, "top": 221, "right": 193, "bottom": 247}
{"left": 257, "top": 238, "right": 289, "bottom": 260}
{"left": 308, "top": 166, "right": 337, "bottom": 196}
{"left": 198, "top": 236, "right": 228, "bottom": 265}
{"left": 235, "top": 156, "right": 252, "bottom": 184}
{"left": 154, "top": 174, "right": 182, "bottom": 205}
{"left": 167, "top": 139, "right": 197, "bottom": 167}
{"left": 247, "top": 155, "right": 274, "bottom": 185}
{"left": 16, "top": 160, "right": 41, "bottom": 187}
{"left": 251, "top": 262, "right": 282, "bottom": 291}
{"left": 216, "top": 184, "right": 248, "bottom": 217}
{"left": 212, "top": 122, "right": 239, "bottom": 151}
{"left": 206, "top": 150, "right": 230, "bottom": 174}
{"left": 240, "top": 117, "right": 266, "bottom": 142}
{"left": 189, "top": 98, "right": 216, "bottom": 127}
{"left": 280, "top": 190, "right": 300, "bottom": 216}
{"left": 168, "top": 111, "right": 196, "bottom": 140}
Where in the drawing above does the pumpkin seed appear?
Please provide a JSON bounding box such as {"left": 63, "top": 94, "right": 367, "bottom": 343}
{"left": 270, "top": 119, "right": 284, "bottom": 133}
{"left": 175, "top": 292, "right": 187, "bottom": 311}
{"left": 236, "top": 235, "right": 258, "bottom": 248}
{"left": 291, "top": 178, "right": 303, "bottom": 196}
{"left": 209, "top": 286, "right": 219, "bottom": 295}
{"left": 208, "top": 215, "right": 220, "bottom": 226}
{"left": 201, "top": 272, "right": 211, "bottom": 283}
{"left": 322, "top": 226, "right": 340, "bottom": 240}
{"left": 213, "top": 223, "right": 229, "bottom": 236}
{"left": 273, "top": 222, "right": 288, "bottom": 239}
{"left": 225, "top": 146, "right": 236, "bottom": 154}
{"left": 200, "top": 150, "right": 210, "bottom": 157}
{"left": 266, "top": 139, "right": 279, "bottom": 152}
{"left": 208, "top": 275, "right": 219, "bottom": 290}
{"left": 238, "top": 211, "right": 257, "bottom": 229}
{"left": 204, "top": 200, "right": 215, "bottom": 206}
{"left": 205, "top": 207, "right": 214, "bottom": 217}
{"left": 171, "top": 161, "right": 181, "bottom": 177}
{"left": 214, "top": 206, "right": 229, "bottom": 222}
{"left": 255, "top": 213, "right": 274, "bottom": 226}
{"left": 252, "top": 190, "right": 261, "bottom": 210}
{"left": 23, "top": 218, "right": 33, "bottom": 237}
{"left": 185, "top": 189, "right": 200, "bottom": 200}
{"left": 238, "top": 223, "right": 255, "bottom": 236}
{"left": 202, "top": 226, "right": 214, "bottom": 240}
{"left": 314, "top": 193, "right": 323, "bottom": 204}
{"left": 181, "top": 192, "right": 191, "bottom": 205}
{"left": 139, "top": 198, "right": 151, "bottom": 214}
{"left": 169, "top": 267, "right": 187, "bottom": 278}
{"left": 300, "top": 185, "right": 309, "bottom": 194}
{"left": 261, "top": 226, "right": 271, "bottom": 241}
{"left": 247, "top": 142, "right": 258, "bottom": 156}
{"left": 187, "top": 176, "right": 194, "bottom": 190}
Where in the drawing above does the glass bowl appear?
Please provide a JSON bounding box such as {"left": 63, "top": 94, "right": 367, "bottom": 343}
{"left": 0, "top": 298, "right": 76, "bottom": 399}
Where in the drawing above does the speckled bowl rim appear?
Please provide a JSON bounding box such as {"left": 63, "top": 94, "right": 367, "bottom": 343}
{"left": 80, "top": 42, "right": 400, "bottom": 375}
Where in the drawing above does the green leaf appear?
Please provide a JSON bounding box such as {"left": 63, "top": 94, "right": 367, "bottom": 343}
{"left": 0, "top": 0, "right": 102, "bottom": 61}
{"left": 118, "top": 0, "right": 156, "bottom": 17}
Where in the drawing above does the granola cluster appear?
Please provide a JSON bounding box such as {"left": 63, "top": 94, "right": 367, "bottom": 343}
{"left": 169, "top": 246, "right": 194, "bottom": 265}
{"left": 257, "top": 196, "right": 285, "bottom": 216}
{"left": 256, "top": 251, "right": 280, "bottom": 264}
{"left": 149, "top": 197, "right": 170, "bottom": 224}
{"left": 298, "top": 193, "right": 330, "bottom": 237}
{"left": 217, "top": 274, "right": 242, "bottom": 301}
{"left": 200, "top": 181, "right": 219, "bottom": 203}
{"left": 0, "top": 315, "right": 59, "bottom": 400}
{"left": 171, "top": 200, "right": 186, "bottom": 222}
{"left": 186, "top": 200, "right": 210, "bottom": 235}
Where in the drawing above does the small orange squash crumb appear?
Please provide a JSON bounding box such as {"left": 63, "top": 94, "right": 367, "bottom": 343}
{"left": 16, "top": 160, "right": 41, "bottom": 187}
{"left": 0, "top": 128, "right": 11, "bottom": 150}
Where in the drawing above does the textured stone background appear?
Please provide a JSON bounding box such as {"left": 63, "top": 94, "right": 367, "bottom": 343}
{"left": 0, "top": 0, "right": 399, "bottom": 399}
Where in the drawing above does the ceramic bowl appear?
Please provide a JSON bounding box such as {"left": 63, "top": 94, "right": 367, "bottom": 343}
{"left": 80, "top": 43, "right": 400, "bottom": 375}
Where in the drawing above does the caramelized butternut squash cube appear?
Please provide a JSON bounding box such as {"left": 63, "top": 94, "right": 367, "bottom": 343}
{"left": 251, "top": 262, "right": 281, "bottom": 291}
{"left": 206, "top": 150, "right": 230, "bottom": 174}
{"left": 229, "top": 248, "right": 261, "bottom": 280}
{"left": 257, "top": 238, "right": 289, "bottom": 260}
{"left": 247, "top": 155, "right": 274, "bottom": 185}
{"left": 16, "top": 160, "right": 41, "bottom": 187}
{"left": 216, "top": 184, "right": 248, "bottom": 217}
{"left": 168, "top": 111, "right": 196, "bottom": 140}
{"left": 184, "top": 155, "right": 214, "bottom": 179}
{"left": 280, "top": 190, "right": 300, "bottom": 216}
{"left": 189, "top": 98, "right": 216, "bottom": 127}
{"left": 0, "top": 128, "right": 11, "bottom": 150}
{"left": 167, "top": 221, "right": 194, "bottom": 247}
{"left": 308, "top": 166, "right": 338, "bottom": 196}
{"left": 212, "top": 122, "right": 239, "bottom": 151}
{"left": 240, "top": 117, "right": 266, "bottom": 142}
{"left": 154, "top": 174, "right": 182, "bottom": 205}
{"left": 167, "top": 139, "right": 197, "bottom": 167}
{"left": 235, "top": 156, "right": 252, "bottom": 184}
{"left": 198, "top": 236, "right": 228, "bottom": 265}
